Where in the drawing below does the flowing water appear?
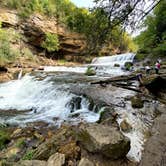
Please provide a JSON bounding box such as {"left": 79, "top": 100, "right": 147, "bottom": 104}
{"left": 0, "top": 74, "right": 99, "bottom": 126}
{"left": 0, "top": 53, "right": 155, "bottom": 162}
{"left": 43, "top": 53, "right": 135, "bottom": 76}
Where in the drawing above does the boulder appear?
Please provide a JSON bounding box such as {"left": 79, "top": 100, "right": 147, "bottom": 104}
{"left": 66, "top": 97, "right": 82, "bottom": 112}
{"left": 143, "top": 75, "right": 166, "bottom": 95}
{"left": 47, "top": 153, "right": 65, "bottom": 166}
{"left": 131, "top": 96, "right": 144, "bottom": 108}
{"left": 85, "top": 67, "right": 96, "bottom": 76}
{"left": 77, "top": 123, "right": 130, "bottom": 159}
{"left": 114, "top": 64, "right": 120, "bottom": 67}
{"left": 98, "top": 107, "right": 115, "bottom": 123}
{"left": 78, "top": 158, "right": 94, "bottom": 166}
{"left": 120, "top": 120, "right": 132, "bottom": 133}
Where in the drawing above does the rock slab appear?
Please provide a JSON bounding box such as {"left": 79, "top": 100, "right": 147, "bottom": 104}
{"left": 77, "top": 123, "right": 130, "bottom": 159}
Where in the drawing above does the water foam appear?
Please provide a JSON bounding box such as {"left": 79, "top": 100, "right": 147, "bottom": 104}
{"left": 0, "top": 74, "right": 99, "bottom": 126}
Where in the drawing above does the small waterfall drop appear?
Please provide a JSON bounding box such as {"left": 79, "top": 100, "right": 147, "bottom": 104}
{"left": 18, "top": 69, "right": 23, "bottom": 80}
{"left": 0, "top": 74, "right": 99, "bottom": 126}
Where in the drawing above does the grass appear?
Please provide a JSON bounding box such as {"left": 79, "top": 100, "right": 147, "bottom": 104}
{"left": 22, "top": 150, "right": 35, "bottom": 160}
{"left": 0, "top": 129, "right": 10, "bottom": 150}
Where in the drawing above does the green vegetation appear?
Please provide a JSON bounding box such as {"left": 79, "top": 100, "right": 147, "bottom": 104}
{"left": 41, "top": 32, "right": 59, "bottom": 52}
{"left": 15, "top": 138, "right": 26, "bottom": 148}
{"left": 135, "top": 0, "right": 166, "bottom": 58}
{"left": 0, "top": 23, "right": 19, "bottom": 65}
{"left": 22, "top": 149, "right": 35, "bottom": 160}
{"left": 0, "top": 22, "right": 38, "bottom": 65}
{"left": 85, "top": 66, "right": 96, "bottom": 76}
{"left": 0, "top": 129, "right": 10, "bottom": 150}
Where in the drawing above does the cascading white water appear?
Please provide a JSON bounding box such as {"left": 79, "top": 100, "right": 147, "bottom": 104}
{"left": 44, "top": 66, "right": 87, "bottom": 73}
{"left": 91, "top": 53, "right": 135, "bottom": 66}
{"left": 115, "top": 101, "right": 157, "bottom": 162}
{"left": 0, "top": 74, "right": 99, "bottom": 126}
{"left": 89, "top": 53, "right": 135, "bottom": 75}
{"left": 41, "top": 53, "right": 135, "bottom": 76}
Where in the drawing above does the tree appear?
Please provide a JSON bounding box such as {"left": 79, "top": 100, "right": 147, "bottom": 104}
{"left": 135, "top": 0, "right": 166, "bottom": 57}
{"left": 41, "top": 33, "right": 59, "bottom": 52}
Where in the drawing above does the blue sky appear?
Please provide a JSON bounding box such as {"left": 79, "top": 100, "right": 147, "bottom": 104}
{"left": 70, "top": 0, "right": 94, "bottom": 8}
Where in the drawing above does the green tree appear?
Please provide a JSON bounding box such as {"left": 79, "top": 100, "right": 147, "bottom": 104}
{"left": 41, "top": 33, "right": 59, "bottom": 52}
{"left": 135, "top": 0, "right": 166, "bottom": 57}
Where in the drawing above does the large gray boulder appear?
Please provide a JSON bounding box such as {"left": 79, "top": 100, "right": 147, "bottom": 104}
{"left": 77, "top": 123, "right": 130, "bottom": 159}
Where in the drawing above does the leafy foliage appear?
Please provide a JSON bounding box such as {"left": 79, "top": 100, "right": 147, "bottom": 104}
{"left": 135, "top": 0, "right": 166, "bottom": 58}
{"left": 41, "top": 33, "right": 59, "bottom": 52}
{"left": 0, "top": 23, "right": 17, "bottom": 65}
{"left": 0, "top": 129, "right": 10, "bottom": 150}
{"left": 22, "top": 150, "right": 35, "bottom": 160}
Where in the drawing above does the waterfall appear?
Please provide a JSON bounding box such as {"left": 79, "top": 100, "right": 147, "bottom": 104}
{"left": 44, "top": 66, "right": 87, "bottom": 73}
{"left": 0, "top": 74, "right": 99, "bottom": 126}
{"left": 18, "top": 69, "right": 23, "bottom": 80}
{"left": 91, "top": 53, "right": 135, "bottom": 66}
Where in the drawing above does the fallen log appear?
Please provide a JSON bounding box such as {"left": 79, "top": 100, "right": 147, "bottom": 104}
{"left": 91, "top": 75, "right": 136, "bottom": 85}
{"left": 111, "top": 83, "right": 142, "bottom": 93}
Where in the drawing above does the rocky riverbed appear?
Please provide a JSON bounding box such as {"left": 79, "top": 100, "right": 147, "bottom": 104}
{"left": 0, "top": 64, "right": 165, "bottom": 166}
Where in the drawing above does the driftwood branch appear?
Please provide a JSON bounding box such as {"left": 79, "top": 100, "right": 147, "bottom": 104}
{"left": 91, "top": 74, "right": 142, "bottom": 92}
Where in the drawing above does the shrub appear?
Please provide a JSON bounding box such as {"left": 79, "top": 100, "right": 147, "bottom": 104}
{"left": 0, "top": 130, "right": 10, "bottom": 150}
{"left": 85, "top": 66, "right": 96, "bottom": 76}
{"left": 41, "top": 33, "right": 59, "bottom": 52}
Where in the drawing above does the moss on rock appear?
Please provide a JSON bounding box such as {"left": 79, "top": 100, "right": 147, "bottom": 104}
{"left": 131, "top": 96, "right": 144, "bottom": 108}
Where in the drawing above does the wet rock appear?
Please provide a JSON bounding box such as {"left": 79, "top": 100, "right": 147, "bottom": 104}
{"left": 93, "top": 103, "right": 107, "bottom": 113}
{"left": 120, "top": 120, "right": 132, "bottom": 133}
{"left": 0, "top": 109, "right": 32, "bottom": 118}
{"left": 77, "top": 123, "right": 130, "bottom": 159}
{"left": 143, "top": 75, "right": 166, "bottom": 96}
{"left": 78, "top": 158, "right": 94, "bottom": 166}
{"left": 66, "top": 96, "right": 82, "bottom": 112}
{"left": 124, "top": 62, "right": 133, "bottom": 71}
{"left": 47, "top": 153, "right": 65, "bottom": 166}
{"left": 97, "top": 107, "right": 115, "bottom": 123}
{"left": 14, "top": 160, "right": 47, "bottom": 166}
{"left": 97, "top": 107, "right": 119, "bottom": 129}
{"left": 131, "top": 96, "right": 144, "bottom": 108}
{"left": 114, "top": 64, "right": 120, "bottom": 67}
{"left": 85, "top": 67, "right": 96, "bottom": 76}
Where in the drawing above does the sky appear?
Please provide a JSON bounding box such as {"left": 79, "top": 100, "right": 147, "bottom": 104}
{"left": 70, "top": 0, "right": 95, "bottom": 8}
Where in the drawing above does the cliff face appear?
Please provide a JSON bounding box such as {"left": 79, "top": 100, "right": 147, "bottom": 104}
{"left": 0, "top": 9, "right": 87, "bottom": 59}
